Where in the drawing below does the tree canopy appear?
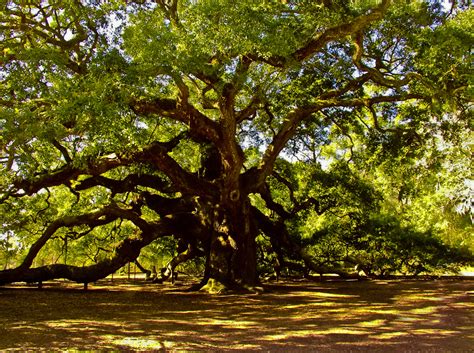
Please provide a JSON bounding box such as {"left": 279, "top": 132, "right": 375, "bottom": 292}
{"left": 0, "top": 0, "right": 472, "bottom": 290}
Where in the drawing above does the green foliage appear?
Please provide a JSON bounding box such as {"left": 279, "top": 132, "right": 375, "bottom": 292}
{"left": 138, "top": 236, "right": 178, "bottom": 270}
{"left": 0, "top": 231, "right": 21, "bottom": 270}
{"left": 267, "top": 138, "right": 473, "bottom": 276}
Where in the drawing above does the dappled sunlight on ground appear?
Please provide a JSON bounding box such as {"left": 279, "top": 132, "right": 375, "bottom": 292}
{"left": 0, "top": 279, "right": 472, "bottom": 351}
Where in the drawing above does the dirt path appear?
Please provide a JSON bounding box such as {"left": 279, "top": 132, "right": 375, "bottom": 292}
{"left": 0, "top": 279, "right": 472, "bottom": 352}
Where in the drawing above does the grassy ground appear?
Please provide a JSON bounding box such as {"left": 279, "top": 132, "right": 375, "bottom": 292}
{"left": 0, "top": 278, "right": 472, "bottom": 352}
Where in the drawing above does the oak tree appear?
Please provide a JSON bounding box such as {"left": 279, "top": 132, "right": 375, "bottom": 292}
{"left": 0, "top": 0, "right": 472, "bottom": 290}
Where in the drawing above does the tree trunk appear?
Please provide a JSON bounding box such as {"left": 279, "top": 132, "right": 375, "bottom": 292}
{"left": 230, "top": 198, "right": 258, "bottom": 287}
{"left": 201, "top": 196, "right": 259, "bottom": 291}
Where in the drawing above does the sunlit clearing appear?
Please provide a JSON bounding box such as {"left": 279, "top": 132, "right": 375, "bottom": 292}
{"left": 102, "top": 336, "right": 173, "bottom": 350}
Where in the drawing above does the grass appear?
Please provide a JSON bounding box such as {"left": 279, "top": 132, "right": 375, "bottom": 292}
{"left": 0, "top": 277, "right": 472, "bottom": 352}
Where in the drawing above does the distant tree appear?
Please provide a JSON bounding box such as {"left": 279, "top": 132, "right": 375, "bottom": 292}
{"left": 0, "top": 1, "right": 472, "bottom": 290}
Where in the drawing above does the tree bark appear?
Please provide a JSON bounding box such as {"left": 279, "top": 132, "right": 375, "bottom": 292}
{"left": 229, "top": 198, "right": 258, "bottom": 287}
{"left": 202, "top": 196, "right": 259, "bottom": 291}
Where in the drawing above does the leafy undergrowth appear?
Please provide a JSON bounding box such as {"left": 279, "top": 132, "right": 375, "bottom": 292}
{"left": 0, "top": 278, "right": 472, "bottom": 352}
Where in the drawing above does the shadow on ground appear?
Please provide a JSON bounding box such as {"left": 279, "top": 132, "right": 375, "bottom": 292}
{"left": 0, "top": 278, "right": 472, "bottom": 352}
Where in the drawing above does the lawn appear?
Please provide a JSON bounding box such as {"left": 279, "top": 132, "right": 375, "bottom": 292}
{"left": 0, "top": 278, "right": 472, "bottom": 352}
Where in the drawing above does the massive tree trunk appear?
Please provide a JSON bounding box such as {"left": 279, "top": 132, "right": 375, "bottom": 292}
{"left": 229, "top": 198, "right": 258, "bottom": 287}
{"left": 201, "top": 195, "right": 259, "bottom": 291}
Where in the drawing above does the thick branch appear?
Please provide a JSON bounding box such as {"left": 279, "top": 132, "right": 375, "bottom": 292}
{"left": 258, "top": 183, "right": 291, "bottom": 219}
{"left": 51, "top": 140, "right": 72, "bottom": 164}
{"left": 258, "top": 174, "right": 329, "bottom": 220}
{"left": 236, "top": 94, "right": 261, "bottom": 124}
{"left": 75, "top": 174, "right": 171, "bottom": 195}
{"left": 131, "top": 98, "right": 221, "bottom": 143}
{"left": 0, "top": 200, "right": 177, "bottom": 285}
{"left": 143, "top": 192, "right": 195, "bottom": 216}
{"left": 319, "top": 93, "right": 427, "bottom": 108}
{"left": 10, "top": 136, "right": 214, "bottom": 199}
{"left": 245, "top": 107, "right": 318, "bottom": 188}
{"left": 140, "top": 142, "right": 216, "bottom": 198}
{"left": 0, "top": 218, "right": 171, "bottom": 285}
{"left": 0, "top": 204, "right": 151, "bottom": 284}
{"left": 294, "top": 1, "right": 391, "bottom": 63}
{"left": 247, "top": 1, "right": 391, "bottom": 67}
{"left": 244, "top": 90, "right": 426, "bottom": 192}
